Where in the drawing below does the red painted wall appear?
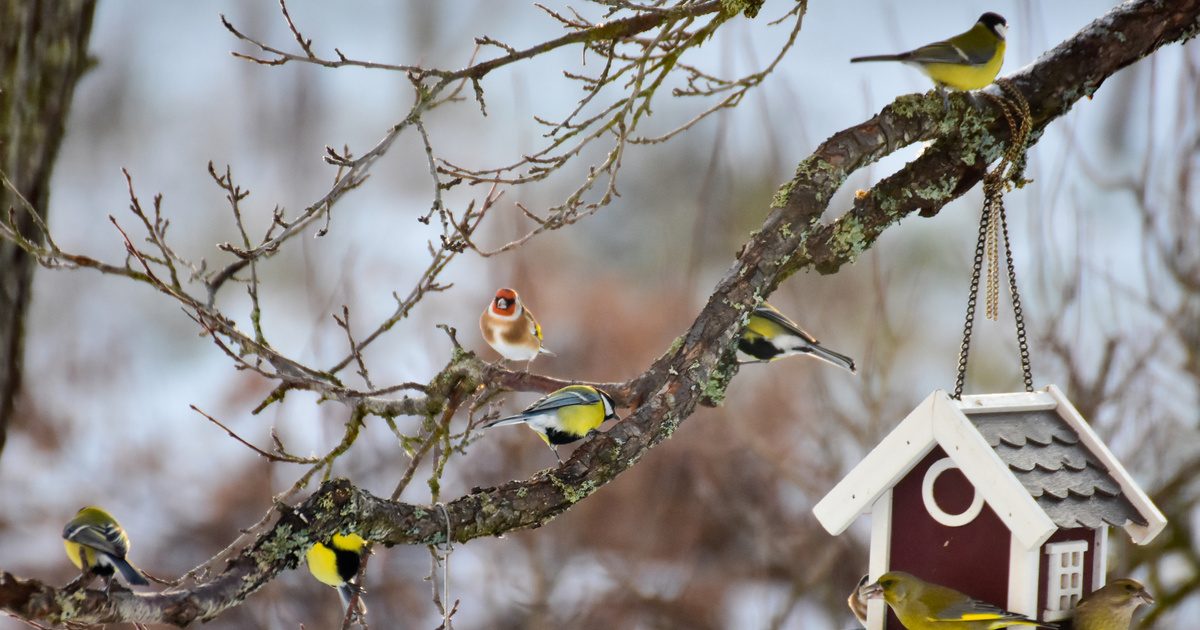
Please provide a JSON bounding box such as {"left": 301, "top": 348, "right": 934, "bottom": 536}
{"left": 885, "top": 447, "right": 1011, "bottom": 629}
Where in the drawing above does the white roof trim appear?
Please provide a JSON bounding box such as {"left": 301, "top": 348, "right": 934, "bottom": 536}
{"left": 933, "top": 392, "right": 1057, "bottom": 549}
{"left": 959, "top": 390, "right": 1057, "bottom": 413}
{"left": 1044, "top": 384, "right": 1167, "bottom": 544}
{"left": 814, "top": 385, "right": 1167, "bottom": 547}
{"left": 813, "top": 391, "right": 937, "bottom": 536}
{"left": 814, "top": 389, "right": 1057, "bottom": 548}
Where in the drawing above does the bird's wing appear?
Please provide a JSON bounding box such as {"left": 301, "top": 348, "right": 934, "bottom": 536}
{"left": 523, "top": 387, "right": 599, "bottom": 414}
{"left": 524, "top": 311, "right": 543, "bottom": 341}
{"left": 932, "top": 597, "right": 1034, "bottom": 623}
{"left": 906, "top": 40, "right": 992, "bottom": 67}
{"left": 753, "top": 306, "right": 818, "bottom": 344}
{"left": 63, "top": 522, "right": 129, "bottom": 558}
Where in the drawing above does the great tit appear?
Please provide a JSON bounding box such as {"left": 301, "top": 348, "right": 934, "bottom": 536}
{"left": 483, "top": 384, "right": 619, "bottom": 463}
{"left": 737, "top": 303, "right": 857, "bottom": 373}
{"left": 851, "top": 13, "right": 1007, "bottom": 107}
{"left": 480, "top": 288, "right": 555, "bottom": 368}
{"left": 863, "top": 571, "right": 1055, "bottom": 629}
{"left": 62, "top": 506, "right": 149, "bottom": 588}
{"left": 1070, "top": 579, "right": 1154, "bottom": 630}
{"left": 306, "top": 533, "right": 369, "bottom": 618}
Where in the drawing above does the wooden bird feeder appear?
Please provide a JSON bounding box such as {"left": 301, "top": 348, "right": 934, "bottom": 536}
{"left": 813, "top": 385, "right": 1166, "bottom": 629}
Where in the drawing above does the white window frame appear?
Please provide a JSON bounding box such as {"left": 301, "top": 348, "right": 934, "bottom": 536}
{"left": 1043, "top": 540, "right": 1088, "bottom": 620}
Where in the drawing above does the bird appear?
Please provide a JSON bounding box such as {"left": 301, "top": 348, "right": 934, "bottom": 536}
{"left": 737, "top": 303, "right": 857, "bottom": 373}
{"left": 1069, "top": 578, "right": 1154, "bottom": 630}
{"left": 863, "top": 571, "right": 1056, "bottom": 629}
{"left": 480, "top": 287, "right": 555, "bottom": 368}
{"left": 61, "top": 506, "right": 149, "bottom": 588}
{"left": 306, "top": 532, "right": 369, "bottom": 619}
{"left": 482, "top": 384, "right": 619, "bottom": 463}
{"left": 850, "top": 12, "right": 1007, "bottom": 108}
{"left": 848, "top": 573, "right": 870, "bottom": 627}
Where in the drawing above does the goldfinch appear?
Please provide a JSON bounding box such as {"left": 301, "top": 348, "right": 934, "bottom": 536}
{"left": 848, "top": 573, "right": 869, "bottom": 627}
{"left": 483, "top": 384, "right": 618, "bottom": 463}
{"left": 480, "top": 288, "right": 555, "bottom": 368}
{"left": 738, "top": 303, "right": 857, "bottom": 373}
{"left": 851, "top": 13, "right": 1007, "bottom": 107}
{"left": 306, "top": 533, "right": 369, "bottom": 618}
{"left": 1070, "top": 579, "right": 1153, "bottom": 630}
{"left": 62, "top": 506, "right": 149, "bottom": 588}
{"left": 863, "top": 571, "right": 1055, "bottom": 629}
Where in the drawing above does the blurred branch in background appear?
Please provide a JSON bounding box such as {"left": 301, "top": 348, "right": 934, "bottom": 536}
{"left": 0, "top": 0, "right": 1198, "bottom": 627}
{"left": 0, "top": 0, "right": 96, "bottom": 458}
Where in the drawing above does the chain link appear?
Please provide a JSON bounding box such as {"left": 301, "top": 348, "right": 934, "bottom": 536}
{"left": 952, "top": 78, "right": 1034, "bottom": 398}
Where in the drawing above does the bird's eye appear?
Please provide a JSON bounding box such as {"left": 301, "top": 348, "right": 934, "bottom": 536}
{"left": 1125, "top": 584, "right": 1136, "bottom": 592}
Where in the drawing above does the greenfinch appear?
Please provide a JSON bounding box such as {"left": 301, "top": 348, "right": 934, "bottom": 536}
{"left": 483, "top": 384, "right": 618, "bottom": 463}
{"left": 863, "top": 571, "right": 1055, "bottom": 629}
{"left": 62, "top": 506, "right": 149, "bottom": 588}
{"left": 851, "top": 13, "right": 1007, "bottom": 102}
{"left": 480, "top": 288, "right": 555, "bottom": 368}
{"left": 1069, "top": 579, "right": 1153, "bottom": 630}
{"left": 306, "top": 533, "right": 368, "bottom": 617}
{"left": 738, "top": 303, "right": 856, "bottom": 373}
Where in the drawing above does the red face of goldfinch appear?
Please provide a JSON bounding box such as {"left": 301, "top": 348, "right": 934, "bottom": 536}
{"left": 491, "top": 288, "right": 518, "bottom": 316}
{"left": 480, "top": 288, "right": 554, "bottom": 364}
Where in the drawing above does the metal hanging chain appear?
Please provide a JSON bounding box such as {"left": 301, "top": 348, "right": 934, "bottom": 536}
{"left": 953, "top": 200, "right": 991, "bottom": 399}
{"left": 953, "top": 79, "right": 1034, "bottom": 399}
{"left": 999, "top": 200, "right": 1035, "bottom": 392}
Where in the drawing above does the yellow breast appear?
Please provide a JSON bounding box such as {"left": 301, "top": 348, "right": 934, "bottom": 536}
{"left": 919, "top": 41, "right": 1005, "bottom": 90}
{"left": 306, "top": 542, "right": 344, "bottom": 587}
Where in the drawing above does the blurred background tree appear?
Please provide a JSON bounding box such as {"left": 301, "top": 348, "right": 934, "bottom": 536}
{"left": 0, "top": 1, "right": 1196, "bottom": 628}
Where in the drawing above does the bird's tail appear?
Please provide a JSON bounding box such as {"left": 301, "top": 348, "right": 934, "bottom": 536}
{"left": 483, "top": 413, "right": 529, "bottom": 429}
{"left": 338, "top": 583, "right": 368, "bottom": 617}
{"left": 808, "top": 343, "right": 857, "bottom": 374}
{"left": 111, "top": 557, "right": 149, "bottom": 586}
{"left": 849, "top": 54, "right": 908, "bottom": 63}
{"left": 538, "top": 346, "right": 556, "bottom": 357}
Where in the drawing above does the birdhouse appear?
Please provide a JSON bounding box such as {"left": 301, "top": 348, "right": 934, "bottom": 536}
{"left": 813, "top": 385, "right": 1166, "bottom": 629}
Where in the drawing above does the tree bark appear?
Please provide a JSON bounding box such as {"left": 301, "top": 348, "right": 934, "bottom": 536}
{"left": 0, "top": 0, "right": 97, "bottom": 456}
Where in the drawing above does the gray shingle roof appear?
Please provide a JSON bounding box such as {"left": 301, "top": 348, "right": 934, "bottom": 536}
{"left": 969, "top": 409, "right": 1148, "bottom": 530}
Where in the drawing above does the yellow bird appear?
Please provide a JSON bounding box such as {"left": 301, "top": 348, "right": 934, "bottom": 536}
{"left": 738, "top": 303, "right": 857, "bottom": 373}
{"left": 863, "top": 571, "right": 1055, "bottom": 629}
{"left": 306, "top": 533, "right": 369, "bottom": 618}
{"left": 851, "top": 13, "right": 1007, "bottom": 107}
{"left": 483, "top": 384, "right": 619, "bottom": 463}
{"left": 62, "top": 506, "right": 149, "bottom": 588}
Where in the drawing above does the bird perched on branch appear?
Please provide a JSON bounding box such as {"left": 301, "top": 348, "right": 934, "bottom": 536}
{"left": 307, "top": 533, "right": 369, "bottom": 619}
{"left": 480, "top": 287, "right": 555, "bottom": 368}
{"left": 737, "top": 303, "right": 857, "bottom": 373}
{"left": 863, "top": 571, "right": 1056, "bottom": 629}
{"left": 62, "top": 506, "right": 149, "bottom": 589}
{"left": 1069, "top": 579, "right": 1154, "bottom": 630}
{"left": 851, "top": 12, "right": 1007, "bottom": 108}
{"left": 483, "top": 384, "right": 619, "bottom": 463}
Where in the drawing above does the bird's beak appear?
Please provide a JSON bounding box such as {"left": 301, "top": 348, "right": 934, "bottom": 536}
{"left": 860, "top": 581, "right": 884, "bottom": 600}
{"left": 1137, "top": 587, "right": 1155, "bottom": 606}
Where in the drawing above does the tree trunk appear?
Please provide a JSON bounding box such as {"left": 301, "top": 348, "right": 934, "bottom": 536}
{"left": 0, "top": 0, "right": 96, "bottom": 456}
